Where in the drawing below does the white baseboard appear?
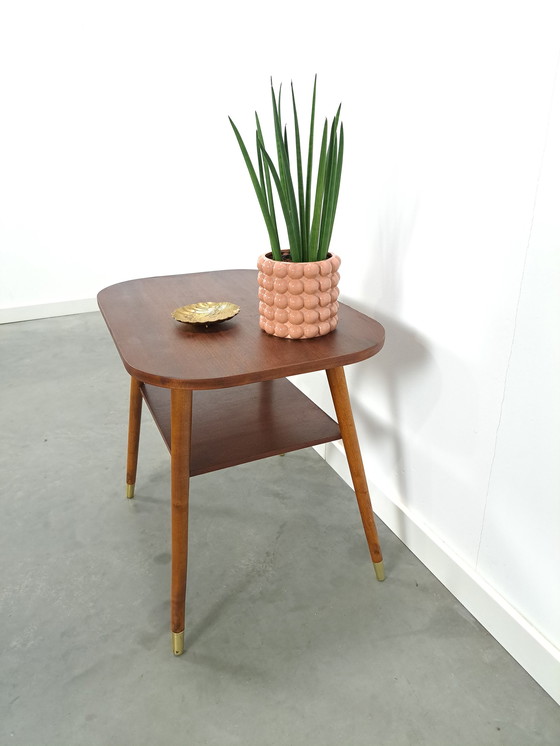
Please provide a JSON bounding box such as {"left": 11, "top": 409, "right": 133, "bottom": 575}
{"left": 320, "top": 440, "right": 560, "bottom": 705}
{"left": 0, "top": 298, "right": 98, "bottom": 324}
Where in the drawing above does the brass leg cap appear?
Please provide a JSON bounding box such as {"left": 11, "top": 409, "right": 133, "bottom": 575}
{"left": 126, "top": 484, "right": 135, "bottom": 499}
{"left": 172, "top": 631, "right": 184, "bottom": 656}
{"left": 374, "top": 561, "right": 386, "bottom": 582}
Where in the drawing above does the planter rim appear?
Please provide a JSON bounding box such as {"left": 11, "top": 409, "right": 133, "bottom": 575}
{"left": 261, "top": 251, "right": 338, "bottom": 264}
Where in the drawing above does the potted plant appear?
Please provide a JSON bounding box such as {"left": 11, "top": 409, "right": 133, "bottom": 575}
{"left": 229, "top": 77, "right": 344, "bottom": 339}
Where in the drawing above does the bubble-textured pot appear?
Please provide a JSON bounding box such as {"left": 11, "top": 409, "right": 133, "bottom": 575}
{"left": 257, "top": 253, "right": 341, "bottom": 339}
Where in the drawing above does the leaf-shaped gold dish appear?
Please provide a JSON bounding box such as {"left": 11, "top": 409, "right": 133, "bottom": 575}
{"left": 171, "top": 301, "right": 240, "bottom": 325}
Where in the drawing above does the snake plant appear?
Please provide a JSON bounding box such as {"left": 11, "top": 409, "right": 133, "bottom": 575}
{"left": 229, "top": 77, "right": 344, "bottom": 263}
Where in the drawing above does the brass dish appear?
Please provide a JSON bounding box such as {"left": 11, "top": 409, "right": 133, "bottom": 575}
{"left": 172, "top": 301, "right": 240, "bottom": 325}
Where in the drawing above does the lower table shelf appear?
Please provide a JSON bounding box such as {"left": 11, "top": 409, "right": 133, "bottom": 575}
{"left": 141, "top": 378, "right": 342, "bottom": 477}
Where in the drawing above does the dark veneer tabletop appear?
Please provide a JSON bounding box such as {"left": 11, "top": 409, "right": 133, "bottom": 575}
{"left": 97, "top": 270, "right": 385, "bottom": 390}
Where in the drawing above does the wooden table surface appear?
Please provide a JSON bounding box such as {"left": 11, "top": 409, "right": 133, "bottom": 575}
{"left": 97, "top": 269, "right": 385, "bottom": 390}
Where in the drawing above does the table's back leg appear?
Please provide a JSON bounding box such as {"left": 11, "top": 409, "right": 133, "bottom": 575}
{"left": 170, "top": 388, "right": 193, "bottom": 655}
{"left": 326, "top": 366, "right": 385, "bottom": 581}
{"left": 126, "top": 377, "right": 143, "bottom": 498}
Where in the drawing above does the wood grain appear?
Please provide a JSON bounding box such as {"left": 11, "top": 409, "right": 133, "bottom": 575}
{"left": 97, "top": 270, "right": 385, "bottom": 390}
{"left": 126, "top": 377, "right": 142, "bottom": 491}
{"left": 170, "top": 388, "right": 192, "bottom": 636}
{"left": 326, "top": 367, "right": 383, "bottom": 565}
{"left": 141, "top": 378, "right": 341, "bottom": 476}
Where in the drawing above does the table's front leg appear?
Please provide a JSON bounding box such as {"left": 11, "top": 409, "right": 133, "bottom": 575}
{"left": 170, "top": 387, "right": 193, "bottom": 655}
{"left": 125, "top": 377, "right": 143, "bottom": 498}
{"left": 326, "top": 366, "right": 385, "bottom": 581}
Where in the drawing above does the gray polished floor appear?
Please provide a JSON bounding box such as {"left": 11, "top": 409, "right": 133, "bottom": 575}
{"left": 1, "top": 312, "right": 559, "bottom": 746}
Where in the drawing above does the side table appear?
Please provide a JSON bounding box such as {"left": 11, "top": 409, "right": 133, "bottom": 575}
{"left": 98, "top": 269, "right": 386, "bottom": 655}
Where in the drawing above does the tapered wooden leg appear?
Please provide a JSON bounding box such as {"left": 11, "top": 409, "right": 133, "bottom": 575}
{"left": 170, "top": 388, "right": 193, "bottom": 655}
{"left": 326, "top": 367, "right": 385, "bottom": 581}
{"left": 126, "top": 377, "right": 143, "bottom": 498}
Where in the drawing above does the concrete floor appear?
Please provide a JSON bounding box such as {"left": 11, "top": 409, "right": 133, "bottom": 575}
{"left": 1, "top": 312, "right": 559, "bottom": 746}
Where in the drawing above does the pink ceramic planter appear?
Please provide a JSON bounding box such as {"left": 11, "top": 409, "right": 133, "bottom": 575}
{"left": 257, "top": 253, "right": 341, "bottom": 339}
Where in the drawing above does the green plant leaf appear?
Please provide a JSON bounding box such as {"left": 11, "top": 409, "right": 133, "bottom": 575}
{"left": 256, "top": 113, "right": 278, "bottom": 238}
{"left": 305, "top": 75, "right": 317, "bottom": 256}
{"left": 259, "top": 142, "right": 301, "bottom": 262}
{"left": 308, "top": 119, "right": 328, "bottom": 262}
{"left": 271, "top": 81, "right": 301, "bottom": 260}
{"left": 317, "top": 116, "right": 337, "bottom": 259}
{"left": 317, "top": 106, "right": 342, "bottom": 259}
{"left": 284, "top": 125, "right": 289, "bottom": 165}
{"left": 229, "top": 116, "right": 282, "bottom": 260}
{"left": 256, "top": 131, "right": 266, "bottom": 192}
{"left": 291, "top": 82, "right": 307, "bottom": 261}
{"left": 271, "top": 82, "right": 287, "bottom": 199}
{"left": 323, "top": 122, "right": 344, "bottom": 257}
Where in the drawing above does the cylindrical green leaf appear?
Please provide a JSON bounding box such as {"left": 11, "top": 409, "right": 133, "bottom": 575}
{"left": 229, "top": 117, "right": 282, "bottom": 260}
{"left": 308, "top": 120, "right": 329, "bottom": 262}
{"left": 291, "top": 82, "right": 307, "bottom": 261}
{"left": 259, "top": 143, "right": 302, "bottom": 262}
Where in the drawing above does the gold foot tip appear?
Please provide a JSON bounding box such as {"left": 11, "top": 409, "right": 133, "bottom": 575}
{"left": 126, "top": 484, "right": 135, "bottom": 499}
{"left": 374, "top": 561, "right": 386, "bottom": 582}
{"left": 172, "top": 631, "right": 184, "bottom": 656}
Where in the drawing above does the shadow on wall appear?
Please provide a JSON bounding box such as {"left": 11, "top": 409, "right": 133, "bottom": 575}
{"left": 339, "top": 197, "right": 440, "bottom": 539}
{"left": 347, "top": 308, "right": 438, "bottom": 505}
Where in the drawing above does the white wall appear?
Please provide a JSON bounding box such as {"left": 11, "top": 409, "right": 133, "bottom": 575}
{"left": 1, "top": 1, "right": 558, "bottom": 701}
{"left": 477, "top": 67, "right": 560, "bottom": 658}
